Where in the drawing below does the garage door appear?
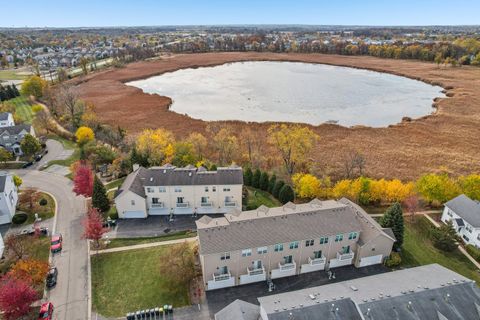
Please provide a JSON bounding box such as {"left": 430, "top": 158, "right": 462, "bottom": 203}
{"left": 359, "top": 254, "right": 383, "bottom": 267}
{"left": 122, "top": 211, "right": 145, "bottom": 219}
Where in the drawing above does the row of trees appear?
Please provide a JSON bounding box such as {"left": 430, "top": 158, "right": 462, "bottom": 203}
{"left": 292, "top": 172, "right": 480, "bottom": 207}
{"left": 0, "top": 84, "right": 20, "bottom": 102}
{"left": 243, "top": 168, "right": 294, "bottom": 205}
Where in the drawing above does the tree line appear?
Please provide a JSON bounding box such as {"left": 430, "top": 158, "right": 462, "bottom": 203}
{"left": 0, "top": 84, "right": 20, "bottom": 102}
{"left": 243, "top": 168, "right": 294, "bottom": 206}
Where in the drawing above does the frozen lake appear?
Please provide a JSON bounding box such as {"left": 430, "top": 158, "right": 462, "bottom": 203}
{"left": 127, "top": 61, "right": 444, "bottom": 127}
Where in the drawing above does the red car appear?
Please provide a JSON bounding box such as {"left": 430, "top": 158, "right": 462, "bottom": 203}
{"left": 38, "top": 302, "right": 54, "bottom": 319}
{"left": 50, "top": 234, "right": 62, "bottom": 253}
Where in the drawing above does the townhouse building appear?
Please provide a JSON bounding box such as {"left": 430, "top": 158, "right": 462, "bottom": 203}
{"left": 197, "top": 198, "right": 395, "bottom": 291}
{"left": 114, "top": 164, "right": 243, "bottom": 218}
{"left": 0, "top": 172, "right": 19, "bottom": 225}
{"left": 441, "top": 194, "right": 480, "bottom": 247}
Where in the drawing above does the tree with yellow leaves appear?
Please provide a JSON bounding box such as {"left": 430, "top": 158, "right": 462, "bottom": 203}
{"left": 185, "top": 132, "right": 207, "bottom": 160}
{"left": 458, "top": 174, "right": 480, "bottom": 200}
{"left": 268, "top": 124, "right": 318, "bottom": 175}
{"left": 21, "top": 76, "right": 47, "bottom": 99}
{"left": 292, "top": 173, "right": 321, "bottom": 199}
{"left": 211, "top": 128, "right": 238, "bottom": 165}
{"left": 8, "top": 259, "right": 50, "bottom": 286}
{"left": 416, "top": 173, "right": 460, "bottom": 205}
{"left": 136, "top": 128, "right": 175, "bottom": 166}
{"left": 75, "top": 126, "right": 95, "bottom": 147}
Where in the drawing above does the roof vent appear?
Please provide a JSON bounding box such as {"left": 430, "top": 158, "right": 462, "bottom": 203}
{"left": 188, "top": 172, "right": 192, "bottom": 177}
{"left": 309, "top": 294, "right": 316, "bottom": 300}
{"left": 163, "top": 169, "right": 166, "bottom": 173}
{"left": 350, "top": 285, "right": 358, "bottom": 291}
{"left": 149, "top": 177, "right": 153, "bottom": 182}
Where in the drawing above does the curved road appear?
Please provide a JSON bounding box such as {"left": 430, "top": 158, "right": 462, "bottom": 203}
{"left": 12, "top": 169, "right": 88, "bottom": 320}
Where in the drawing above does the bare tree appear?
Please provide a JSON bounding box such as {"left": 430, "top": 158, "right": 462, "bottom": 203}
{"left": 343, "top": 150, "right": 366, "bottom": 178}
{"left": 158, "top": 243, "right": 196, "bottom": 290}
{"left": 403, "top": 194, "right": 419, "bottom": 222}
{"left": 4, "top": 234, "right": 34, "bottom": 260}
{"left": 58, "top": 85, "right": 83, "bottom": 130}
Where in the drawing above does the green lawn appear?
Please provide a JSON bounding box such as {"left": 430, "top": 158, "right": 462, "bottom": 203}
{"left": 245, "top": 187, "right": 281, "bottom": 210}
{"left": 16, "top": 191, "right": 56, "bottom": 225}
{"left": 400, "top": 216, "right": 480, "bottom": 284}
{"left": 9, "top": 96, "right": 34, "bottom": 123}
{"left": 105, "top": 231, "right": 197, "bottom": 249}
{"left": 91, "top": 245, "right": 190, "bottom": 317}
{"left": 0, "top": 70, "right": 28, "bottom": 80}
{"left": 105, "top": 177, "right": 126, "bottom": 191}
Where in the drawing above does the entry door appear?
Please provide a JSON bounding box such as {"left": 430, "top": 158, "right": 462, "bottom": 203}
{"left": 219, "top": 266, "right": 228, "bottom": 274}
{"left": 284, "top": 255, "right": 293, "bottom": 264}
{"left": 253, "top": 260, "right": 262, "bottom": 269}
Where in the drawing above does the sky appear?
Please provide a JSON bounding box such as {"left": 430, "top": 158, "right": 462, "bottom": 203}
{"left": 0, "top": 0, "right": 478, "bottom": 28}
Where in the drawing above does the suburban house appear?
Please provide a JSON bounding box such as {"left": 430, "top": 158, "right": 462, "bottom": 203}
{"left": 0, "top": 123, "right": 36, "bottom": 156}
{"left": 0, "top": 172, "right": 18, "bottom": 225}
{"left": 114, "top": 164, "right": 243, "bottom": 218}
{"left": 215, "top": 264, "right": 480, "bottom": 320}
{"left": 442, "top": 194, "right": 480, "bottom": 246}
{"left": 0, "top": 112, "right": 15, "bottom": 128}
{"left": 197, "top": 198, "right": 395, "bottom": 291}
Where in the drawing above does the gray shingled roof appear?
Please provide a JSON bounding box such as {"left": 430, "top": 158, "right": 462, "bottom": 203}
{"left": 359, "top": 282, "right": 480, "bottom": 320}
{"left": 268, "top": 298, "right": 362, "bottom": 320}
{"left": 215, "top": 299, "right": 260, "bottom": 320}
{"left": 115, "top": 167, "right": 147, "bottom": 199}
{"left": 0, "top": 174, "right": 7, "bottom": 193}
{"left": 196, "top": 200, "right": 363, "bottom": 255}
{"left": 0, "top": 113, "right": 11, "bottom": 121}
{"left": 0, "top": 124, "right": 32, "bottom": 135}
{"left": 445, "top": 194, "right": 480, "bottom": 227}
{"left": 142, "top": 165, "right": 243, "bottom": 186}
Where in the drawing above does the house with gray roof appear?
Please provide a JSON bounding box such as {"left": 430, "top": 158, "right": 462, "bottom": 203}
{"left": 216, "top": 264, "right": 480, "bottom": 320}
{"left": 197, "top": 198, "right": 395, "bottom": 291}
{"left": 0, "top": 231, "right": 4, "bottom": 258}
{"left": 114, "top": 164, "right": 243, "bottom": 219}
{"left": 0, "top": 112, "right": 14, "bottom": 128}
{"left": 442, "top": 194, "right": 480, "bottom": 246}
{"left": 0, "top": 123, "right": 36, "bottom": 156}
{"left": 0, "top": 171, "right": 18, "bottom": 225}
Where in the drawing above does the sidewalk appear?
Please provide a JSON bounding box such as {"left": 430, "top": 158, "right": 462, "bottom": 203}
{"left": 91, "top": 236, "right": 197, "bottom": 255}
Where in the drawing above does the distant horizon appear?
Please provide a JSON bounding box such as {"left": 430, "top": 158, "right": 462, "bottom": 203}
{"left": 1, "top": 0, "right": 479, "bottom": 28}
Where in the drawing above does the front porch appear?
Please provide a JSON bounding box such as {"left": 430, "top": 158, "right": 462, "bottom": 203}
{"left": 207, "top": 272, "right": 235, "bottom": 290}
{"left": 271, "top": 261, "right": 296, "bottom": 279}
{"left": 239, "top": 266, "right": 267, "bottom": 285}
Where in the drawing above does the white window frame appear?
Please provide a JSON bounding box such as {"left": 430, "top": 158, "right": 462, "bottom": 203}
{"left": 241, "top": 249, "right": 252, "bottom": 257}
{"left": 257, "top": 246, "right": 268, "bottom": 254}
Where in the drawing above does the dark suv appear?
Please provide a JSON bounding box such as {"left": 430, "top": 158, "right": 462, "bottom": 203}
{"left": 46, "top": 267, "right": 58, "bottom": 288}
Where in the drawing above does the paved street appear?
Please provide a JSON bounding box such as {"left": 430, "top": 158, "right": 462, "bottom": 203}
{"left": 32, "top": 139, "right": 73, "bottom": 170}
{"left": 12, "top": 169, "right": 88, "bottom": 320}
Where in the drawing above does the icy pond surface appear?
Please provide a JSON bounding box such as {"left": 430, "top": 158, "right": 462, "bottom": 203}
{"left": 127, "top": 61, "right": 444, "bottom": 127}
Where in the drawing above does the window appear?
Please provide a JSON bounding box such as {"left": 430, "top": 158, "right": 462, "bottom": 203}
{"left": 305, "top": 239, "right": 314, "bottom": 247}
{"left": 466, "top": 225, "right": 473, "bottom": 233}
{"left": 274, "top": 243, "right": 284, "bottom": 252}
{"left": 463, "top": 235, "right": 470, "bottom": 242}
{"left": 447, "top": 211, "right": 453, "bottom": 217}
{"left": 177, "top": 197, "right": 184, "bottom": 204}
{"left": 241, "top": 249, "right": 252, "bottom": 257}
{"left": 212, "top": 186, "right": 216, "bottom": 192}
{"left": 220, "top": 252, "right": 230, "bottom": 260}
{"left": 205, "top": 186, "right": 209, "bottom": 192}
{"left": 257, "top": 246, "right": 268, "bottom": 254}
{"left": 159, "top": 187, "right": 166, "bottom": 193}
{"left": 152, "top": 198, "right": 159, "bottom": 204}
{"left": 348, "top": 232, "right": 358, "bottom": 240}
{"left": 335, "top": 234, "right": 344, "bottom": 242}
{"left": 313, "top": 250, "right": 322, "bottom": 259}
{"left": 146, "top": 187, "right": 154, "bottom": 193}
{"left": 283, "top": 255, "right": 293, "bottom": 264}
{"left": 131, "top": 200, "right": 135, "bottom": 206}
{"left": 319, "top": 236, "right": 329, "bottom": 245}
{"left": 223, "top": 187, "right": 231, "bottom": 192}
{"left": 174, "top": 187, "right": 182, "bottom": 192}
{"left": 201, "top": 197, "right": 209, "bottom": 203}
{"left": 289, "top": 241, "right": 299, "bottom": 249}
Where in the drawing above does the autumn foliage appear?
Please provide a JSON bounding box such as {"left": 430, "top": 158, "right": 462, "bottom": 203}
{"left": 8, "top": 259, "right": 50, "bottom": 286}
{"left": 75, "top": 126, "right": 95, "bottom": 146}
{"left": 72, "top": 161, "right": 94, "bottom": 197}
{"left": 82, "top": 207, "right": 108, "bottom": 248}
{"left": 0, "top": 275, "right": 38, "bottom": 320}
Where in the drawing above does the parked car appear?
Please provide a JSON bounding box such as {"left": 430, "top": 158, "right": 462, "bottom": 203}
{"left": 102, "top": 218, "right": 117, "bottom": 228}
{"left": 18, "top": 227, "right": 49, "bottom": 236}
{"left": 22, "top": 161, "right": 33, "bottom": 168}
{"left": 35, "top": 154, "right": 43, "bottom": 162}
{"left": 46, "top": 267, "right": 58, "bottom": 288}
{"left": 50, "top": 234, "right": 62, "bottom": 253}
{"left": 38, "top": 302, "right": 54, "bottom": 320}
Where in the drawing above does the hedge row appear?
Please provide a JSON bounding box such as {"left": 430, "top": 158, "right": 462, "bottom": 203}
{"left": 243, "top": 168, "right": 294, "bottom": 204}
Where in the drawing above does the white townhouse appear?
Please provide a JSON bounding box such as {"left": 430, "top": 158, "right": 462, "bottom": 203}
{"left": 442, "top": 194, "right": 480, "bottom": 247}
{"left": 0, "top": 172, "right": 19, "bottom": 225}
{"left": 114, "top": 164, "right": 243, "bottom": 218}
{"left": 0, "top": 112, "right": 15, "bottom": 128}
{"left": 0, "top": 231, "right": 4, "bottom": 258}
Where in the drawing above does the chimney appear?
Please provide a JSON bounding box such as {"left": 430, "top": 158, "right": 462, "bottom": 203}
{"left": 132, "top": 163, "right": 140, "bottom": 171}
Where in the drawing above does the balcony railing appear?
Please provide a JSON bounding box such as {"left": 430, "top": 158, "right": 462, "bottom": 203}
{"left": 224, "top": 201, "right": 237, "bottom": 207}
{"left": 201, "top": 201, "right": 213, "bottom": 207}
{"left": 308, "top": 256, "right": 326, "bottom": 266}
{"left": 213, "top": 272, "right": 231, "bottom": 282}
{"left": 247, "top": 266, "right": 265, "bottom": 276}
{"left": 176, "top": 202, "right": 189, "bottom": 208}
{"left": 278, "top": 261, "right": 296, "bottom": 271}
{"left": 151, "top": 203, "right": 164, "bottom": 208}
{"left": 337, "top": 251, "right": 354, "bottom": 261}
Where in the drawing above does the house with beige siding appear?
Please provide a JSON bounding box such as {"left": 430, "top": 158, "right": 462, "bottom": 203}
{"left": 197, "top": 198, "right": 395, "bottom": 291}
{"left": 114, "top": 164, "right": 243, "bottom": 218}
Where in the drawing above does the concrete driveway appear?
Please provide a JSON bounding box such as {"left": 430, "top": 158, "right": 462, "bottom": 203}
{"left": 32, "top": 139, "right": 73, "bottom": 171}
{"left": 12, "top": 169, "right": 88, "bottom": 320}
